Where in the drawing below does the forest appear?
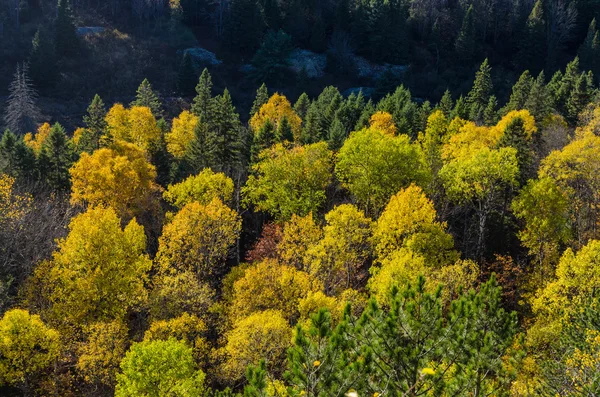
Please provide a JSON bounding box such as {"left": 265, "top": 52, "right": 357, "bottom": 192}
{"left": 1, "top": 0, "right": 600, "bottom": 396}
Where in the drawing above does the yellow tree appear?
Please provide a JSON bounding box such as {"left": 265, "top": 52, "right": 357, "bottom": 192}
{"left": 243, "top": 142, "right": 333, "bottom": 220}
{"left": 0, "top": 309, "right": 60, "bottom": 395}
{"left": 250, "top": 93, "right": 302, "bottom": 141}
{"left": 163, "top": 168, "right": 234, "bottom": 209}
{"left": 335, "top": 127, "right": 430, "bottom": 215}
{"left": 229, "top": 259, "right": 320, "bottom": 323}
{"left": 304, "top": 204, "right": 372, "bottom": 294}
{"left": 369, "top": 111, "right": 397, "bottom": 135}
{"left": 373, "top": 184, "right": 457, "bottom": 267}
{"left": 76, "top": 320, "right": 129, "bottom": 388}
{"left": 24, "top": 122, "right": 51, "bottom": 154}
{"left": 539, "top": 131, "right": 600, "bottom": 248}
{"left": 440, "top": 146, "right": 519, "bottom": 258}
{"left": 148, "top": 271, "right": 214, "bottom": 321}
{"left": 0, "top": 174, "right": 32, "bottom": 224}
{"left": 69, "top": 140, "right": 159, "bottom": 219}
{"left": 106, "top": 104, "right": 161, "bottom": 151}
{"left": 512, "top": 177, "right": 570, "bottom": 284}
{"left": 276, "top": 213, "right": 323, "bottom": 269}
{"left": 41, "top": 206, "right": 151, "bottom": 328}
{"left": 530, "top": 239, "right": 600, "bottom": 346}
{"left": 222, "top": 309, "right": 292, "bottom": 383}
{"left": 156, "top": 198, "right": 241, "bottom": 282}
{"left": 166, "top": 110, "right": 199, "bottom": 158}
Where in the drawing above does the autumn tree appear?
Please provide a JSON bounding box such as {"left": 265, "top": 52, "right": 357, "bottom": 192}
{"left": 166, "top": 110, "right": 199, "bottom": 158}
{"left": 0, "top": 309, "right": 60, "bottom": 395}
{"left": 304, "top": 204, "right": 372, "bottom": 294}
{"left": 106, "top": 104, "right": 161, "bottom": 151}
{"left": 69, "top": 140, "right": 159, "bottom": 219}
{"left": 222, "top": 310, "right": 292, "bottom": 383}
{"left": 163, "top": 168, "right": 234, "bottom": 209}
{"left": 250, "top": 93, "right": 302, "bottom": 142}
{"left": 229, "top": 259, "right": 319, "bottom": 322}
{"left": 156, "top": 198, "right": 241, "bottom": 282}
{"left": 277, "top": 213, "right": 323, "bottom": 270}
{"left": 116, "top": 339, "right": 206, "bottom": 397}
{"left": 335, "top": 127, "right": 429, "bottom": 215}
{"left": 243, "top": 142, "right": 333, "bottom": 220}
{"left": 373, "top": 184, "right": 457, "bottom": 266}
{"left": 39, "top": 206, "right": 151, "bottom": 328}
{"left": 440, "top": 146, "right": 519, "bottom": 258}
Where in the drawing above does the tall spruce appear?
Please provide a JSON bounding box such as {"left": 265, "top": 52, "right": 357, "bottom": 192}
{"left": 467, "top": 59, "right": 493, "bottom": 124}
{"left": 293, "top": 93, "right": 310, "bottom": 120}
{"left": 504, "top": 71, "right": 534, "bottom": 113}
{"left": 177, "top": 52, "right": 197, "bottom": 96}
{"left": 185, "top": 120, "right": 218, "bottom": 173}
{"left": 29, "top": 28, "right": 58, "bottom": 89}
{"left": 3, "top": 64, "right": 41, "bottom": 136}
{"left": 43, "top": 123, "right": 74, "bottom": 190}
{"left": 131, "top": 79, "right": 162, "bottom": 117}
{"left": 250, "top": 83, "right": 269, "bottom": 118}
{"left": 455, "top": 5, "right": 476, "bottom": 63}
{"left": 578, "top": 18, "right": 600, "bottom": 78}
{"left": 80, "top": 94, "right": 107, "bottom": 152}
{"left": 524, "top": 71, "right": 552, "bottom": 122}
{"left": 55, "top": 0, "right": 78, "bottom": 57}
{"left": 518, "top": 0, "right": 546, "bottom": 74}
{"left": 191, "top": 68, "right": 214, "bottom": 120}
{"left": 211, "top": 89, "right": 243, "bottom": 174}
{"left": 438, "top": 89, "right": 454, "bottom": 116}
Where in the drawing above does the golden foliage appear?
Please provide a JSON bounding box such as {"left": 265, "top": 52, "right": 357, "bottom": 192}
{"left": 24, "top": 122, "right": 51, "bottom": 154}
{"left": 222, "top": 309, "right": 292, "bottom": 381}
{"left": 369, "top": 111, "right": 397, "bottom": 135}
{"left": 166, "top": 110, "right": 199, "bottom": 158}
{"left": 69, "top": 140, "right": 159, "bottom": 219}
{"left": 156, "top": 198, "right": 241, "bottom": 281}
{"left": 164, "top": 168, "right": 234, "bottom": 209}
{"left": 250, "top": 93, "right": 302, "bottom": 141}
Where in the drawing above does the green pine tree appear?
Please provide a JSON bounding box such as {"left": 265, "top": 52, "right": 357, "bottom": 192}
{"left": 578, "top": 19, "right": 600, "bottom": 79}
{"left": 276, "top": 116, "right": 293, "bottom": 143}
{"left": 131, "top": 78, "right": 162, "bottom": 117}
{"left": 29, "top": 28, "right": 59, "bottom": 89}
{"left": 498, "top": 117, "right": 533, "bottom": 184}
{"left": 250, "top": 83, "right": 269, "bottom": 118}
{"left": 251, "top": 118, "right": 275, "bottom": 163}
{"left": 44, "top": 123, "right": 75, "bottom": 190}
{"left": 504, "top": 71, "right": 534, "bottom": 113}
{"left": 451, "top": 95, "right": 469, "bottom": 120}
{"left": 327, "top": 118, "right": 346, "bottom": 150}
{"left": 566, "top": 72, "right": 594, "bottom": 125}
{"left": 250, "top": 30, "right": 293, "bottom": 84}
{"left": 524, "top": 71, "right": 552, "bottom": 123}
{"left": 191, "top": 68, "right": 213, "bottom": 120}
{"left": 55, "top": 0, "right": 78, "bottom": 57}
{"left": 211, "top": 89, "right": 243, "bottom": 174}
{"left": 80, "top": 94, "right": 107, "bottom": 153}
{"left": 185, "top": 120, "right": 218, "bottom": 174}
{"left": 177, "top": 52, "right": 197, "bottom": 96}
{"left": 0, "top": 130, "right": 37, "bottom": 181}
{"left": 518, "top": 0, "right": 546, "bottom": 74}
{"left": 293, "top": 92, "right": 310, "bottom": 120}
{"left": 455, "top": 5, "right": 476, "bottom": 64}
{"left": 554, "top": 57, "right": 581, "bottom": 118}
{"left": 467, "top": 59, "right": 493, "bottom": 124}
{"left": 226, "top": 0, "right": 266, "bottom": 55}
{"left": 438, "top": 89, "right": 454, "bottom": 116}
